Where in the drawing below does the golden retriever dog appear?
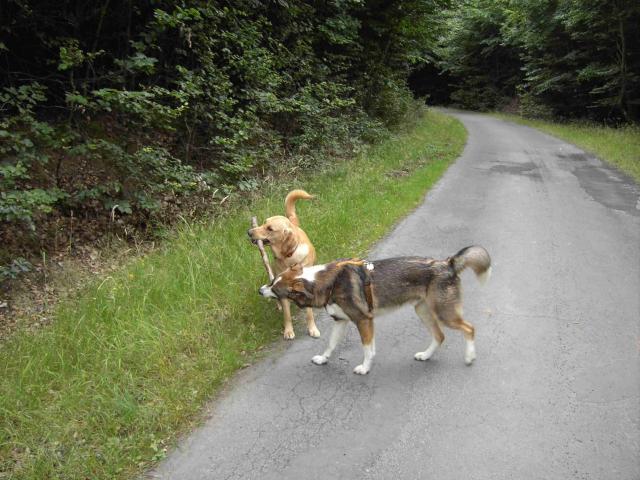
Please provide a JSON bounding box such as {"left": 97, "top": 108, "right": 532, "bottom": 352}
{"left": 248, "top": 189, "right": 319, "bottom": 339}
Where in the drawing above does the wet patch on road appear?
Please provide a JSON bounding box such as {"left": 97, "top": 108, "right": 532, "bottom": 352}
{"left": 558, "top": 152, "right": 640, "bottom": 217}
{"left": 488, "top": 161, "right": 542, "bottom": 181}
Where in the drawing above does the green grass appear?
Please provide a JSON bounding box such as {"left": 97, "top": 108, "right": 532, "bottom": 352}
{"left": 493, "top": 113, "right": 640, "bottom": 183}
{"left": 0, "top": 110, "right": 467, "bottom": 479}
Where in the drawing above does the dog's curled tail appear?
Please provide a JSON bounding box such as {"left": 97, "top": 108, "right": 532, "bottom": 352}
{"left": 285, "top": 189, "right": 314, "bottom": 227}
{"left": 450, "top": 246, "right": 492, "bottom": 285}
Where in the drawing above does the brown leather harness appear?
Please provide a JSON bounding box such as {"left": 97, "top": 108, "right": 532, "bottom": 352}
{"left": 335, "top": 259, "right": 375, "bottom": 312}
{"left": 361, "top": 262, "right": 374, "bottom": 313}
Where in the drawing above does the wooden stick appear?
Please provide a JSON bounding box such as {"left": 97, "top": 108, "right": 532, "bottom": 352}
{"left": 251, "top": 216, "right": 282, "bottom": 311}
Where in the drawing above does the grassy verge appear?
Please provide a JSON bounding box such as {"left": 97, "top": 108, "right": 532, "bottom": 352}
{"left": 493, "top": 113, "right": 640, "bottom": 183}
{"left": 0, "top": 110, "right": 467, "bottom": 479}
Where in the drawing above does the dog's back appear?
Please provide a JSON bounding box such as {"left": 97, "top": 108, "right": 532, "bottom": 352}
{"left": 369, "top": 257, "right": 448, "bottom": 310}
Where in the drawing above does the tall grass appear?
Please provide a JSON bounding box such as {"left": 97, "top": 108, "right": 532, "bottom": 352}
{"left": 0, "top": 110, "right": 467, "bottom": 479}
{"left": 493, "top": 113, "right": 640, "bottom": 183}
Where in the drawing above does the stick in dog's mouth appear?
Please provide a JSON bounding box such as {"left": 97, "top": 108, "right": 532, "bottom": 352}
{"left": 249, "top": 236, "right": 269, "bottom": 245}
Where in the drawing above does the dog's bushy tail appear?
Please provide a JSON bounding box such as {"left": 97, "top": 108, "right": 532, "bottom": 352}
{"left": 450, "top": 246, "right": 492, "bottom": 285}
{"left": 285, "top": 189, "right": 313, "bottom": 227}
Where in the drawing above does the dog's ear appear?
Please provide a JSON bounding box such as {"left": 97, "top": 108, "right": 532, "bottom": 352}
{"left": 291, "top": 280, "right": 306, "bottom": 292}
{"left": 289, "top": 280, "right": 313, "bottom": 305}
{"left": 281, "top": 228, "right": 298, "bottom": 258}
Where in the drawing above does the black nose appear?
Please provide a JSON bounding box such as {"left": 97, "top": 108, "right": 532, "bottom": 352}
{"left": 258, "top": 287, "right": 262, "bottom": 295}
{"left": 247, "top": 229, "right": 252, "bottom": 237}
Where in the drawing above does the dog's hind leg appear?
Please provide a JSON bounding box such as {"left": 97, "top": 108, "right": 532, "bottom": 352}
{"left": 414, "top": 301, "right": 445, "bottom": 361}
{"left": 312, "top": 319, "right": 348, "bottom": 365}
{"left": 305, "top": 307, "right": 320, "bottom": 338}
{"left": 441, "top": 305, "right": 476, "bottom": 365}
{"left": 458, "top": 319, "right": 476, "bottom": 365}
{"left": 354, "top": 315, "right": 375, "bottom": 375}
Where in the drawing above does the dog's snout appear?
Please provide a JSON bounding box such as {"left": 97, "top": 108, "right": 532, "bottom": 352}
{"left": 247, "top": 228, "right": 253, "bottom": 237}
{"left": 259, "top": 285, "right": 275, "bottom": 299}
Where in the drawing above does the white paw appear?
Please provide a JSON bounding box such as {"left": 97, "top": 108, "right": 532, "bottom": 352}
{"left": 414, "top": 351, "right": 433, "bottom": 361}
{"left": 308, "top": 326, "right": 321, "bottom": 338}
{"left": 464, "top": 350, "right": 476, "bottom": 365}
{"left": 353, "top": 364, "right": 370, "bottom": 375}
{"left": 312, "top": 355, "right": 328, "bottom": 365}
{"left": 283, "top": 329, "right": 295, "bottom": 340}
{"left": 464, "top": 341, "right": 476, "bottom": 365}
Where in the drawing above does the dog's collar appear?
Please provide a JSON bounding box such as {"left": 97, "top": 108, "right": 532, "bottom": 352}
{"left": 284, "top": 241, "right": 299, "bottom": 258}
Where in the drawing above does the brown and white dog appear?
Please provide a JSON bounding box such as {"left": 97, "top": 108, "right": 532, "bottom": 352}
{"left": 248, "top": 189, "right": 319, "bottom": 339}
{"left": 259, "top": 246, "right": 491, "bottom": 374}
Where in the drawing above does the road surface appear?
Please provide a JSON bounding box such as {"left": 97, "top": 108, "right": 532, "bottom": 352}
{"left": 151, "top": 111, "right": 640, "bottom": 480}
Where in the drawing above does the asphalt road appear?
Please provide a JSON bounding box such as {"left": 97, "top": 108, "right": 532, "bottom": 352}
{"left": 151, "top": 111, "right": 640, "bottom": 480}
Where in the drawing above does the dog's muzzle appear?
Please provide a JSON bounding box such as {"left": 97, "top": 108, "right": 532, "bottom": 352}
{"left": 259, "top": 285, "right": 277, "bottom": 299}
{"left": 247, "top": 228, "right": 271, "bottom": 245}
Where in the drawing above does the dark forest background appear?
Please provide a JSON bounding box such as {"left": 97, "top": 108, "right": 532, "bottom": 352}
{"left": 1, "top": 0, "right": 639, "bottom": 276}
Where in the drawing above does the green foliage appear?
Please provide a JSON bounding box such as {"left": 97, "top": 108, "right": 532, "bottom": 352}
{"left": 2, "top": 0, "right": 637, "bottom": 280}
{"left": 0, "top": 188, "right": 67, "bottom": 225}
{"left": 436, "top": 0, "right": 640, "bottom": 121}
{"left": 517, "top": 91, "right": 556, "bottom": 119}
{"left": 553, "top": 0, "right": 640, "bottom": 120}
{"left": 0, "top": 0, "right": 449, "bottom": 255}
{"left": 437, "top": 0, "right": 521, "bottom": 111}
{"left": 1, "top": 0, "right": 459, "bottom": 279}
{"left": 0, "top": 257, "right": 32, "bottom": 282}
{"left": 0, "top": 83, "right": 65, "bottom": 228}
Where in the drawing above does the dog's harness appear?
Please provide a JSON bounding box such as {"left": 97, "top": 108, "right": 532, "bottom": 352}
{"left": 361, "top": 261, "right": 374, "bottom": 312}
{"left": 335, "top": 259, "right": 375, "bottom": 312}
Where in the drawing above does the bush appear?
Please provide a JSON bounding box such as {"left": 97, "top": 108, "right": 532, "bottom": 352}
{"left": 517, "top": 91, "right": 556, "bottom": 120}
{"left": 367, "top": 80, "right": 425, "bottom": 128}
{"left": 0, "top": 83, "right": 65, "bottom": 229}
{"left": 0, "top": 0, "right": 445, "bottom": 278}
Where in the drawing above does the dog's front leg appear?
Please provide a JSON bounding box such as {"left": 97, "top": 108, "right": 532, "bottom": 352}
{"left": 281, "top": 298, "right": 295, "bottom": 340}
{"left": 312, "top": 319, "right": 348, "bottom": 365}
{"left": 305, "top": 307, "right": 320, "bottom": 338}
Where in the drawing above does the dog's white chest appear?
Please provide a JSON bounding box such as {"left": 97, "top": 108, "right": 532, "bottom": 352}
{"left": 289, "top": 243, "right": 309, "bottom": 264}
{"left": 326, "top": 303, "right": 349, "bottom": 320}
